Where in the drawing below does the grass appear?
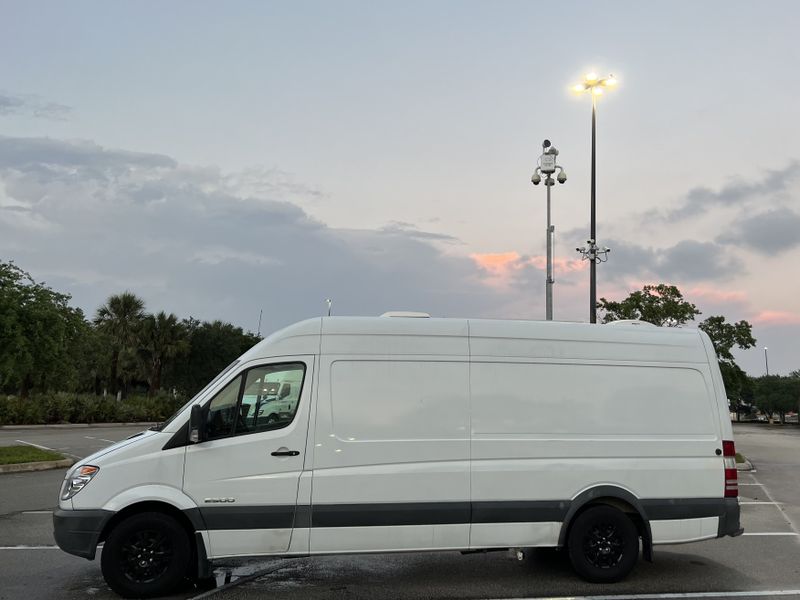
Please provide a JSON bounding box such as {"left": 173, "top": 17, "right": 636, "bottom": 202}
{"left": 735, "top": 452, "right": 747, "bottom": 464}
{"left": 0, "top": 445, "right": 65, "bottom": 465}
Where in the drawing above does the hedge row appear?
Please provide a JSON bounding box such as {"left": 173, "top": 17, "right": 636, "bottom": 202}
{"left": 0, "top": 392, "right": 186, "bottom": 426}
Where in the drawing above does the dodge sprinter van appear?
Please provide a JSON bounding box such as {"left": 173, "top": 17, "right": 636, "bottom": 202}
{"left": 54, "top": 316, "right": 742, "bottom": 597}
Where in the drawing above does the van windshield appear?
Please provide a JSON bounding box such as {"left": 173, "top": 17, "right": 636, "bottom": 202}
{"left": 150, "top": 360, "right": 241, "bottom": 431}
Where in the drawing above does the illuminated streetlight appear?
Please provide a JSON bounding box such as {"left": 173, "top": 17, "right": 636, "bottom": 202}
{"left": 573, "top": 72, "right": 617, "bottom": 323}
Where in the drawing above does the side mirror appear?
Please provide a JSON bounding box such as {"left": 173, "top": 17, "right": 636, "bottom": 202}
{"left": 189, "top": 404, "right": 205, "bottom": 444}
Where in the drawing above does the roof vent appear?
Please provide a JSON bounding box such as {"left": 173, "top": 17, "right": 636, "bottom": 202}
{"left": 380, "top": 311, "right": 431, "bottom": 318}
{"left": 604, "top": 319, "right": 658, "bottom": 327}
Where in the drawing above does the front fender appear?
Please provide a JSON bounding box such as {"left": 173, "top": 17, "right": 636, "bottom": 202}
{"left": 102, "top": 484, "right": 199, "bottom": 513}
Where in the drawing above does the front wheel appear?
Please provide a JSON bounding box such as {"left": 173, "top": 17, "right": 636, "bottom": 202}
{"left": 101, "top": 512, "right": 191, "bottom": 598}
{"left": 567, "top": 505, "right": 639, "bottom": 583}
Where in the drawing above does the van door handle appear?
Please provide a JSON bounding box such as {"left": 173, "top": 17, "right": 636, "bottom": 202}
{"left": 271, "top": 447, "right": 300, "bottom": 457}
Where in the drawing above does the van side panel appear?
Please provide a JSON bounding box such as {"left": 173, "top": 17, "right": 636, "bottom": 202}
{"left": 310, "top": 356, "right": 470, "bottom": 553}
{"left": 469, "top": 321, "right": 724, "bottom": 548}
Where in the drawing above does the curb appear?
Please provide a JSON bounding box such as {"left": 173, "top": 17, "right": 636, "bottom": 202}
{"left": 0, "top": 422, "right": 156, "bottom": 430}
{"left": 0, "top": 458, "right": 75, "bottom": 475}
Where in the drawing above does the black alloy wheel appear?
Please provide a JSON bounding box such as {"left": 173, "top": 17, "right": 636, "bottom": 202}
{"left": 567, "top": 505, "right": 639, "bottom": 583}
{"left": 101, "top": 512, "right": 192, "bottom": 598}
{"left": 119, "top": 528, "right": 173, "bottom": 583}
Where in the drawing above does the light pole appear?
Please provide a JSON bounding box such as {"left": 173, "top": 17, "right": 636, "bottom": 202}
{"left": 573, "top": 72, "right": 617, "bottom": 323}
{"left": 764, "top": 346, "right": 769, "bottom": 376}
{"left": 532, "top": 140, "right": 567, "bottom": 320}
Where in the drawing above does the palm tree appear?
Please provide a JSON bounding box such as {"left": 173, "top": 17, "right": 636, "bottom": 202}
{"left": 139, "top": 311, "right": 188, "bottom": 396}
{"left": 94, "top": 292, "right": 145, "bottom": 396}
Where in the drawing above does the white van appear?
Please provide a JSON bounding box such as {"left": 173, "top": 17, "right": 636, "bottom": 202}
{"left": 54, "top": 316, "right": 742, "bottom": 597}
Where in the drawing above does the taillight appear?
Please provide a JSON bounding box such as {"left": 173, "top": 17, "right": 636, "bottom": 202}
{"left": 722, "top": 440, "right": 738, "bottom": 498}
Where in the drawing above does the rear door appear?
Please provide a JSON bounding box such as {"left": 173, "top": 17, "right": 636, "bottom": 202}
{"left": 183, "top": 356, "right": 314, "bottom": 557}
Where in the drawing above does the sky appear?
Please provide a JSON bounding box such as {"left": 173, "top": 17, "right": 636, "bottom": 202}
{"left": 1, "top": 0, "right": 798, "bottom": 375}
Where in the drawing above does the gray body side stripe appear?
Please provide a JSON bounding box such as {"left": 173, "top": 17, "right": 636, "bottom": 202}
{"left": 185, "top": 498, "right": 730, "bottom": 531}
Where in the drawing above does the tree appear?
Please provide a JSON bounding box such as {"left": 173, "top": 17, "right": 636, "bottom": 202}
{"left": 698, "top": 316, "right": 756, "bottom": 417}
{"left": 94, "top": 292, "right": 146, "bottom": 397}
{"left": 163, "top": 319, "right": 260, "bottom": 397}
{"left": 138, "top": 311, "right": 188, "bottom": 396}
{"left": 597, "top": 284, "right": 700, "bottom": 327}
{"left": 0, "top": 261, "right": 87, "bottom": 397}
{"left": 698, "top": 316, "right": 756, "bottom": 362}
{"left": 753, "top": 375, "right": 800, "bottom": 424}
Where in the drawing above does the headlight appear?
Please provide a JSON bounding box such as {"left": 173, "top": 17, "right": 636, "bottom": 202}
{"left": 60, "top": 465, "right": 100, "bottom": 500}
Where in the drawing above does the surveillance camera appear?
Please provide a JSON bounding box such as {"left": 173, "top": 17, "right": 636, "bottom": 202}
{"left": 543, "top": 139, "right": 551, "bottom": 148}
{"left": 531, "top": 173, "right": 541, "bottom": 185}
{"left": 557, "top": 171, "right": 567, "bottom": 184}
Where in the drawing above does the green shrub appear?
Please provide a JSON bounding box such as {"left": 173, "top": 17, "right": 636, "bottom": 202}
{"left": 0, "top": 392, "right": 185, "bottom": 425}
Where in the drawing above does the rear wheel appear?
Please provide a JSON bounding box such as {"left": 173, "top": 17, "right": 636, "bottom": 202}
{"left": 567, "top": 505, "right": 639, "bottom": 583}
{"left": 101, "top": 512, "right": 191, "bottom": 598}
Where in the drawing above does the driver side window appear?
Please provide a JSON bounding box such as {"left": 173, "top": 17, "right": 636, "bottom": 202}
{"left": 204, "top": 362, "right": 306, "bottom": 440}
{"left": 205, "top": 374, "right": 242, "bottom": 440}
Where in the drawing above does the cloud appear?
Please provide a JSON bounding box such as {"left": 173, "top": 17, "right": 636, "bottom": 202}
{"left": 717, "top": 207, "right": 800, "bottom": 254}
{"left": 379, "top": 221, "right": 461, "bottom": 243}
{"left": 645, "top": 161, "right": 800, "bottom": 223}
{"left": 0, "top": 92, "right": 71, "bottom": 120}
{"left": 470, "top": 251, "right": 586, "bottom": 290}
{"left": 0, "top": 136, "right": 507, "bottom": 332}
{"left": 751, "top": 310, "right": 800, "bottom": 326}
{"left": 602, "top": 238, "right": 743, "bottom": 283}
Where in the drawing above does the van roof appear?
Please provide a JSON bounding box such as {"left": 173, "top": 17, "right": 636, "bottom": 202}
{"left": 242, "top": 316, "right": 709, "bottom": 365}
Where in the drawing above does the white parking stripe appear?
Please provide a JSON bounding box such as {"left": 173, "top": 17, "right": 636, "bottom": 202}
{"left": 0, "top": 546, "right": 60, "bottom": 550}
{"left": 506, "top": 590, "right": 800, "bottom": 599}
{"left": 21, "top": 511, "right": 53, "bottom": 515}
{"left": 14, "top": 440, "right": 55, "bottom": 451}
{"left": 742, "top": 532, "right": 798, "bottom": 536}
{"left": 98, "top": 438, "right": 116, "bottom": 443}
{"left": 14, "top": 439, "right": 81, "bottom": 460}
{"left": 740, "top": 501, "right": 782, "bottom": 505}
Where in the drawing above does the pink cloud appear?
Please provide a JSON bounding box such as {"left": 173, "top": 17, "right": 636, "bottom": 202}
{"left": 751, "top": 310, "right": 800, "bottom": 326}
{"left": 686, "top": 286, "right": 748, "bottom": 305}
{"left": 470, "top": 251, "right": 587, "bottom": 289}
{"left": 470, "top": 251, "right": 521, "bottom": 276}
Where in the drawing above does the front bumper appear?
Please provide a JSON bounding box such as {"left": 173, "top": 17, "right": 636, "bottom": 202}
{"left": 53, "top": 509, "right": 114, "bottom": 559}
{"left": 717, "top": 498, "right": 744, "bottom": 537}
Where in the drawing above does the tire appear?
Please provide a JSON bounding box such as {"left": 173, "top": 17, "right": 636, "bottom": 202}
{"left": 101, "top": 512, "right": 192, "bottom": 598}
{"left": 567, "top": 505, "right": 639, "bottom": 583}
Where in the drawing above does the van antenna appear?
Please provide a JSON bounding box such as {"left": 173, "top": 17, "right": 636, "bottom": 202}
{"left": 257, "top": 308, "right": 263, "bottom": 337}
{"left": 326, "top": 298, "right": 332, "bottom": 317}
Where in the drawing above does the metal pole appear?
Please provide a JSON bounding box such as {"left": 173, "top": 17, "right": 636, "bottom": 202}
{"left": 589, "top": 94, "right": 597, "bottom": 324}
{"left": 765, "top": 347, "right": 770, "bottom": 376}
{"left": 546, "top": 179, "right": 552, "bottom": 320}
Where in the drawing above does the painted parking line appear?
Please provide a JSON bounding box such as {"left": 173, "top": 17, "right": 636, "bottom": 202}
{"left": 742, "top": 532, "right": 798, "bottom": 536}
{"left": 84, "top": 436, "right": 116, "bottom": 443}
{"left": 740, "top": 501, "right": 782, "bottom": 505}
{"left": 21, "top": 510, "right": 53, "bottom": 515}
{"left": 14, "top": 438, "right": 81, "bottom": 460}
{"left": 747, "top": 471, "right": 800, "bottom": 535}
{"left": 507, "top": 590, "right": 800, "bottom": 599}
{"left": 0, "top": 545, "right": 60, "bottom": 550}
{"left": 14, "top": 440, "right": 54, "bottom": 451}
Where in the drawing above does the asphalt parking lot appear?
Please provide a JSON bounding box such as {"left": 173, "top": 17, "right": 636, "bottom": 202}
{"left": 1, "top": 423, "right": 799, "bottom": 600}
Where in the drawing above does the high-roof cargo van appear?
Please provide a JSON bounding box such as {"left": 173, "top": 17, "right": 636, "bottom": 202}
{"left": 54, "top": 316, "right": 742, "bottom": 598}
